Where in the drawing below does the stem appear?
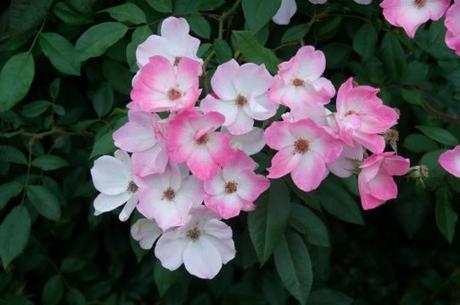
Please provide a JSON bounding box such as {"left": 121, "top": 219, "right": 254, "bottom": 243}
{"left": 218, "top": 0, "right": 241, "bottom": 40}
{"left": 28, "top": 17, "right": 47, "bottom": 52}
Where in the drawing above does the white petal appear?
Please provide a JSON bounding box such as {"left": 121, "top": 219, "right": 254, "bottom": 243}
{"left": 93, "top": 192, "right": 131, "bottom": 214}
{"left": 91, "top": 155, "right": 131, "bottom": 195}
{"left": 119, "top": 193, "right": 139, "bottom": 222}
{"left": 183, "top": 237, "right": 223, "bottom": 279}
{"left": 229, "top": 127, "right": 266, "bottom": 155}
{"left": 272, "top": 0, "right": 297, "bottom": 25}
{"left": 154, "top": 230, "right": 187, "bottom": 270}
{"left": 130, "top": 218, "right": 162, "bottom": 249}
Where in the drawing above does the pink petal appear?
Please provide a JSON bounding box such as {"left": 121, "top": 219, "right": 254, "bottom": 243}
{"left": 439, "top": 146, "right": 460, "bottom": 177}
{"left": 291, "top": 152, "right": 327, "bottom": 192}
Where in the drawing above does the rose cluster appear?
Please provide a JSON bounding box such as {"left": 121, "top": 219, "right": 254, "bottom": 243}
{"left": 274, "top": 0, "right": 460, "bottom": 56}
{"left": 90, "top": 16, "right": 415, "bottom": 280}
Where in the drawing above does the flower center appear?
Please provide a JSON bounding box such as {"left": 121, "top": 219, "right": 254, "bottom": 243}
{"left": 235, "top": 95, "right": 248, "bottom": 107}
{"left": 292, "top": 78, "right": 305, "bottom": 87}
{"left": 127, "top": 181, "right": 138, "bottom": 193}
{"left": 294, "top": 139, "right": 309, "bottom": 154}
{"left": 174, "top": 57, "right": 181, "bottom": 66}
{"left": 195, "top": 134, "right": 209, "bottom": 145}
{"left": 167, "top": 88, "right": 182, "bottom": 101}
{"left": 186, "top": 227, "right": 201, "bottom": 241}
{"left": 224, "top": 181, "right": 238, "bottom": 194}
{"left": 414, "top": 0, "right": 426, "bottom": 7}
{"left": 162, "top": 187, "right": 176, "bottom": 201}
{"left": 345, "top": 110, "right": 356, "bottom": 116}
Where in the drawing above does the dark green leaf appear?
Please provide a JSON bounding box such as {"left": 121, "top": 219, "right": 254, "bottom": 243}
{"left": 248, "top": 179, "right": 291, "bottom": 264}
{"left": 42, "top": 275, "right": 64, "bottom": 305}
{"left": 104, "top": 3, "right": 146, "bottom": 25}
{"left": 353, "top": 23, "right": 378, "bottom": 60}
{"left": 242, "top": 0, "right": 281, "bottom": 33}
{"left": 31, "top": 154, "right": 68, "bottom": 171}
{"left": 27, "top": 185, "right": 61, "bottom": 221}
{"left": 214, "top": 39, "right": 233, "bottom": 63}
{"left": 75, "top": 22, "right": 128, "bottom": 62}
{"left": 21, "top": 100, "right": 51, "bottom": 117}
{"left": 0, "top": 145, "right": 27, "bottom": 165}
{"left": 66, "top": 288, "right": 86, "bottom": 305}
{"left": 403, "top": 133, "right": 439, "bottom": 153}
{"left": 0, "top": 205, "right": 31, "bottom": 267}
{"left": 146, "top": 0, "right": 173, "bottom": 12}
{"left": 126, "top": 25, "right": 152, "bottom": 72}
{"left": 187, "top": 15, "right": 211, "bottom": 39}
{"left": 281, "top": 23, "right": 311, "bottom": 44}
{"left": 39, "top": 32, "right": 81, "bottom": 76}
{"left": 90, "top": 130, "right": 116, "bottom": 159}
{"left": 290, "top": 203, "right": 330, "bottom": 247}
{"left": 306, "top": 289, "right": 353, "bottom": 305}
{"left": 416, "top": 125, "right": 458, "bottom": 146}
{"left": 0, "top": 182, "right": 23, "bottom": 211}
{"left": 0, "top": 52, "right": 35, "bottom": 112}
{"left": 380, "top": 32, "right": 406, "bottom": 81}
{"left": 88, "top": 82, "right": 114, "bottom": 117}
{"left": 102, "top": 60, "right": 132, "bottom": 95}
{"left": 274, "top": 230, "right": 313, "bottom": 305}
{"left": 435, "top": 188, "right": 457, "bottom": 243}
{"left": 154, "top": 262, "right": 177, "bottom": 296}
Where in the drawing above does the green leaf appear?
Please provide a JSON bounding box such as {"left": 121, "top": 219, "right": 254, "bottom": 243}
{"left": 102, "top": 60, "right": 132, "bottom": 95}
{"left": 323, "top": 43, "right": 352, "bottom": 69}
{"left": 420, "top": 149, "right": 445, "bottom": 178}
{"left": 31, "top": 154, "right": 68, "bottom": 171}
{"left": 75, "top": 22, "right": 128, "bottom": 62}
{"left": 248, "top": 179, "right": 291, "bottom": 264}
{"left": 104, "top": 3, "right": 147, "bottom": 25}
{"left": 42, "top": 275, "right": 64, "bottom": 305}
{"left": 187, "top": 15, "right": 211, "bottom": 39}
{"left": 242, "top": 0, "right": 281, "bottom": 33}
{"left": 0, "top": 145, "right": 27, "bottom": 165}
{"left": 401, "top": 89, "right": 424, "bottom": 106}
{"left": 416, "top": 125, "right": 458, "bottom": 146}
{"left": 126, "top": 25, "right": 152, "bottom": 72}
{"left": 154, "top": 262, "right": 177, "bottom": 296}
{"left": 0, "top": 205, "right": 31, "bottom": 267}
{"left": 281, "top": 23, "right": 311, "bottom": 44}
{"left": 65, "top": 288, "right": 86, "bottom": 305}
{"left": 401, "top": 62, "right": 429, "bottom": 85}
{"left": 90, "top": 130, "right": 116, "bottom": 159}
{"left": 233, "top": 31, "right": 280, "bottom": 73}
{"left": 0, "top": 52, "right": 35, "bottom": 112}
{"left": 403, "top": 133, "right": 439, "bottom": 153}
{"left": 61, "top": 257, "right": 86, "bottom": 273}
{"left": 39, "top": 32, "right": 81, "bottom": 76}
{"left": 290, "top": 202, "right": 330, "bottom": 247}
{"left": 88, "top": 82, "right": 114, "bottom": 117}
{"left": 306, "top": 289, "right": 353, "bottom": 305}
{"left": 146, "top": 0, "right": 173, "bottom": 12}
{"left": 52, "top": 1, "right": 93, "bottom": 25}
{"left": 214, "top": 39, "right": 233, "bottom": 63}
{"left": 435, "top": 188, "right": 457, "bottom": 243}
{"left": 27, "top": 185, "right": 61, "bottom": 221}
{"left": 353, "top": 23, "right": 378, "bottom": 60}
{"left": 274, "top": 230, "right": 313, "bottom": 305}
{"left": 317, "top": 179, "right": 364, "bottom": 225}
{"left": 380, "top": 32, "right": 406, "bottom": 81}
{"left": 0, "top": 182, "right": 23, "bottom": 211}
{"left": 22, "top": 100, "right": 51, "bottom": 117}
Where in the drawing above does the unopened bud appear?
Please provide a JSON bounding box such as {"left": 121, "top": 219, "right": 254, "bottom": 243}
{"left": 384, "top": 129, "right": 399, "bottom": 152}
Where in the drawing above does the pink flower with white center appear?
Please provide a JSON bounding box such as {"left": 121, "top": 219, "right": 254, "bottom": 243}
{"left": 203, "top": 152, "right": 270, "bottom": 219}
{"left": 445, "top": 1, "right": 460, "bottom": 56}
{"left": 334, "top": 78, "right": 399, "bottom": 154}
{"left": 264, "top": 119, "right": 342, "bottom": 192}
{"left": 137, "top": 163, "right": 203, "bottom": 231}
{"left": 131, "top": 56, "right": 201, "bottom": 113}
{"left": 358, "top": 152, "right": 410, "bottom": 210}
{"left": 328, "top": 144, "right": 365, "bottom": 178}
{"left": 439, "top": 146, "right": 460, "bottom": 177}
{"left": 113, "top": 110, "right": 168, "bottom": 177}
{"left": 90, "top": 150, "right": 141, "bottom": 221}
{"left": 154, "top": 207, "right": 235, "bottom": 279}
{"left": 130, "top": 218, "right": 162, "bottom": 250}
{"left": 269, "top": 46, "right": 335, "bottom": 114}
{"left": 201, "top": 60, "right": 278, "bottom": 135}
{"left": 167, "top": 109, "right": 236, "bottom": 180}
{"left": 136, "top": 17, "right": 201, "bottom": 68}
{"left": 228, "top": 127, "right": 266, "bottom": 155}
{"left": 380, "top": 0, "right": 451, "bottom": 38}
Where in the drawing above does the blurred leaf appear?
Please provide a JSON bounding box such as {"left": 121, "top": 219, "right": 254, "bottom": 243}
{"left": 88, "top": 82, "right": 114, "bottom": 117}
{"left": 75, "top": 22, "right": 128, "bottom": 61}
{"left": 146, "top": 0, "right": 173, "bottom": 12}
{"left": 32, "top": 154, "right": 68, "bottom": 171}
{"left": 42, "top": 275, "right": 64, "bottom": 305}
{"left": 435, "top": 188, "right": 457, "bottom": 243}
{"left": 290, "top": 202, "right": 330, "bottom": 247}
{"left": 214, "top": 39, "right": 233, "bottom": 63}
{"left": 27, "top": 185, "right": 61, "bottom": 221}
{"left": 61, "top": 258, "right": 86, "bottom": 273}
{"left": 274, "top": 230, "right": 313, "bottom": 305}
{"left": 416, "top": 125, "right": 458, "bottom": 146}
{"left": 102, "top": 60, "right": 132, "bottom": 94}
{"left": 323, "top": 43, "right": 352, "bottom": 69}
{"left": 52, "top": 1, "right": 94, "bottom": 25}
{"left": 233, "top": 31, "right": 280, "bottom": 73}
{"left": 403, "top": 133, "right": 439, "bottom": 153}
{"left": 0, "top": 205, "right": 31, "bottom": 267}
{"left": 0, "top": 182, "right": 23, "bottom": 211}
{"left": 248, "top": 179, "right": 291, "bottom": 265}
{"left": 21, "top": 100, "right": 51, "bottom": 117}
{"left": 380, "top": 32, "right": 405, "bottom": 81}
{"left": 65, "top": 288, "right": 86, "bottom": 305}
{"left": 0, "top": 52, "right": 35, "bottom": 112}
{"left": 306, "top": 289, "right": 353, "bottom": 305}
{"left": 187, "top": 15, "right": 211, "bottom": 39}
{"left": 39, "top": 32, "right": 81, "bottom": 76}
{"left": 242, "top": 0, "right": 281, "bottom": 33}
{"left": 281, "top": 23, "right": 311, "bottom": 44}
{"left": 353, "top": 23, "right": 377, "bottom": 60}
{"left": 317, "top": 179, "right": 364, "bottom": 225}
{"left": 90, "top": 130, "right": 116, "bottom": 159}
{"left": 154, "top": 262, "right": 177, "bottom": 296}
{"left": 0, "top": 145, "right": 27, "bottom": 165}
{"left": 104, "top": 3, "right": 147, "bottom": 25}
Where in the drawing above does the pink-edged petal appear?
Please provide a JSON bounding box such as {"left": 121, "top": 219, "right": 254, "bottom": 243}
{"left": 176, "top": 57, "right": 202, "bottom": 89}
{"left": 365, "top": 173, "right": 398, "bottom": 201}
{"left": 382, "top": 155, "right": 410, "bottom": 176}
{"left": 439, "top": 146, "right": 460, "bottom": 177}
{"left": 132, "top": 145, "right": 169, "bottom": 177}
{"left": 233, "top": 63, "right": 272, "bottom": 97}
{"left": 155, "top": 230, "right": 187, "bottom": 270}
{"left": 211, "top": 59, "right": 239, "bottom": 100}
{"left": 267, "top": 146, "right": 302, "bottom": 179}
{"left": 187, "top": 145, "right": 220, "bottom": 180}
{"left": 229, "top": 127, "right": 266, "bottom": 155}
{"left": 183, "top": 236, "right": 223, "bottom": 279}
{"left": 206, "top": 132, "right": 235, "bottom": 167}
{"left": 201, "top": 95, "right": 239, "bottom": 127}
{"left": 204, "top": 192, "right": 245, "bottom": 219}
{"left": 227, "top": 109, "right": 254, "bottom": 135}
{"left": 203, "top": 173, "right": 226, "bottom": 195}
{"left": 291, "top": 152, "right": 327, "bottom": 192}
{"left": 264, "top": 121, "right": 296, "bottom": 150}
{"left": 353, "top": 132, "right": 386, "bottom": 154}
{"left": 236, "top": 171, "right": 270, "bottom": 202}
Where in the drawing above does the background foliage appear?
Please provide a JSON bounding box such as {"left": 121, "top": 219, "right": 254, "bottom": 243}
{"left": 1, "top": 0, "right": 460, "bottom": 304}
